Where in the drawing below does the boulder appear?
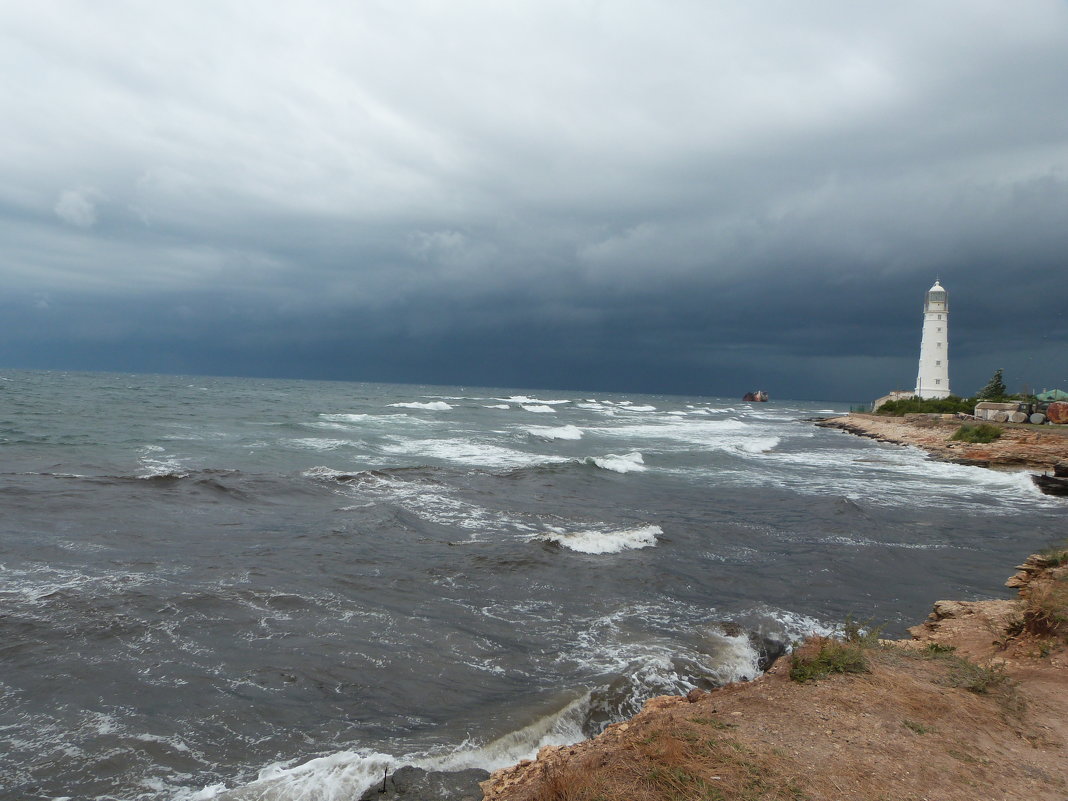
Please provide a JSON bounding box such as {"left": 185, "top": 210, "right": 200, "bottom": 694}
{"left": 1008, "top": 411, "right": 1028, "bottom": 423}
{"left": 1055, "top": 461, "right": 1068, "bottom": 478}
{"left": 360, "top": 766, "right": 490, "bottom": 801}
{"left": 992, "top": 411, "right": 1010, "bottom": 423}
{"left": 1047, "top": 401, "right": 1068, "bottom": 424}
{"left": 1030, "top": 413, "right": 1047, "bottom": 425}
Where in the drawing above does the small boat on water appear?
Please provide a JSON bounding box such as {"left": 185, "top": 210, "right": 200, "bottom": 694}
{"left": 743, "top": 390, "right": 769, "bottom": 402}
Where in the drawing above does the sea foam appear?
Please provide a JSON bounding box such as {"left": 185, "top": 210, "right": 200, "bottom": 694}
{"left": 388, "top": 401, "right": 453, "bottom": 411}
{"left": 587, "top": 452, "right": 646, "bottom": 473}
{"left": 541, "top": 524, "right": 661, "bottom": 554}
{"left": 524, "top": 425, "right": 583, "bottom": 441}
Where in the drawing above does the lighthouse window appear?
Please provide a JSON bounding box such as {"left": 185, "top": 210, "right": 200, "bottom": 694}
{"left": 937, "top": 315, "right": 942, "bottom": 320}
{"left": 937, "top": 327, "right": 942, "bottom": 332}
{"left": 935, "top": 379, "right": 941, "bottom": 385}
{"left": 936, "top": 360, "right": 941, "bottom": 366}
{"left": 937, "top": 342, "right": 941, "bottom": 348}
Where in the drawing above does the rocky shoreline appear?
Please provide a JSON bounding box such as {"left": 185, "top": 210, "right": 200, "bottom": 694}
{"left": 815, "top": 413, "right": 1068, "bottom": 471}
{"left": 478, "top": 552, "right": 1068, "bottom": 800}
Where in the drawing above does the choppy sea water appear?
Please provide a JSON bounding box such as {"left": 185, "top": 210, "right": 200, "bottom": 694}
{"left": 0, "top": 370, "right": 1062, "bottom": 800}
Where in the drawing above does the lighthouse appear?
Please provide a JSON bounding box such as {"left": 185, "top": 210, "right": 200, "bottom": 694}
{"left": 914, "top": 280, "right": 950, "bottom": 399}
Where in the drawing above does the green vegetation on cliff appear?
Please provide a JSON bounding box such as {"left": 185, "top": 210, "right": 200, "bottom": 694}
{"left": 949, "top": 423, "right": 1003, "bottom": 444}
{"left": 876, "top": 395, "right": 975, "bottom": 416}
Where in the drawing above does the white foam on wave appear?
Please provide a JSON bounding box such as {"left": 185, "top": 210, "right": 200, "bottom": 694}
{"left": 181, "top": 696, "right": 591, "bottom": 801}
{"left": 762, "top": 441, "right": 1060, "bottom": 512}
{"left": 483, "top": 404, "right": 511, "bottom": 409}
{"left": 320, "top": 413, "right": 373, "bottom": 423}
{"left": 318, "top": 413, "right": 426, "bottom": 428}
{"left": 595, "top": 418, "right": 781, "bottom": 455}
{"left": 137, "top": 445, "right": 187, "bottom": 478}
{"left": 500, "top": 396, "right": 570, "bottom": 405}
{"left": 623, "top": 405, "right": 656, "bottom": 412}
{"left": 381, "top": 438, "right": 567, "bottom": 469}
{"left": 177, "top": 749, "right": 400, "bottom": 801}
{"left": 743, "top": 607, "right": 838, "bottom": 644}
{"left": 816, "top": 535, "right": 947, "bottom": 550}
{"left": 540, "top": 524, "right": 661, "bottom": 554}
{"left": 731, "top": 436, "right": 780, "bottom": 454}
{"left": 301, "top": 466, "right": 352, "bottom": 480}
{"left": 319, "top": 469, "right": 539, "bottom": 541}
{"left": 524, "top": 425, "right": 583, "bottom": 441}
{"left": 521, "top": 404, "right": 556, "bottom": 414}
{"left": 288, "top": 438, "right": 360, "bottom": 452}
{"left": 388, "top": 401, "right": 453, "bottom": 411}
{"left": 587, "top": 452, "right": 646, "bottom": 473}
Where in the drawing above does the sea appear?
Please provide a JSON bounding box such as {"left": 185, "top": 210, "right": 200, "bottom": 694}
{"left": 1, "top": 370, "right": 1063, "bottom": 800}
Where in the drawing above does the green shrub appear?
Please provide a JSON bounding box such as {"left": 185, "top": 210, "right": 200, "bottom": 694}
{"left": 789, "top": 638, "right": 869, "bottom": 682}
{"left": 1039, "top": 543, "right": 1068, "bottom": 567}
{"left": 944, "top": 657, "right": 1014, "bottom": 697}
{"left": 876, "top": 395, "right": 975, "bottom": 415}
{"left": 949, "top": 423, "right": 1002, "bottom": 443}
{"left": 922, "top": 642, "right": 957, "bottom": 657}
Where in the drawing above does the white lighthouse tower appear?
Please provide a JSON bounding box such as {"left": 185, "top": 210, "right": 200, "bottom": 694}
{"left": 914, "top": 280, "right": 950, "bottom": 398}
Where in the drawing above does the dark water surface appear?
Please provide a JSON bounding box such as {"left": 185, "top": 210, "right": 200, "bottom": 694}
{"left": 0, "top": 371, "right": 1061, "bottom": 800}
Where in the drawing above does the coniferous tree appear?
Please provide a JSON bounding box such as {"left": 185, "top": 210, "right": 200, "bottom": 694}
{"left": 976, "top": 368, "right": 1007, "bottom": 400}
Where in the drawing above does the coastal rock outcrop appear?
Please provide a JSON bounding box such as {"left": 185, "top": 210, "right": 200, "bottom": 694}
{"left": 816, "top": 413, "right": 1068, "bottom": 471}
{"left": 359, "top": 766, "right": 489, "bottom": 801}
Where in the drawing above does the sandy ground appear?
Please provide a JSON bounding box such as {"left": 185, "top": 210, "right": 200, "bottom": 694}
{"left": 815, "top": 414, "right": 1068, "bottom": 470}
{"left": 482, "top": 556, "right": 1068, "bottom": 801}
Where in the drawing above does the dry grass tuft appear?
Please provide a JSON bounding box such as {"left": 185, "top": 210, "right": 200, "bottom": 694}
{"left": 1020, "top": 577, "right": 1068, "bottom": 640}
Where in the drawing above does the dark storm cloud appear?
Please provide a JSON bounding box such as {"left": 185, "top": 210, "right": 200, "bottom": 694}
{"left": 1, "top": 1, "right": 1067, "bottom": 398}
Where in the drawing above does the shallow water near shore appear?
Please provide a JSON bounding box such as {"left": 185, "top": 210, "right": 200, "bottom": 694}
{"left": 0, "top": 370, "right": 1062, "bottom": 800}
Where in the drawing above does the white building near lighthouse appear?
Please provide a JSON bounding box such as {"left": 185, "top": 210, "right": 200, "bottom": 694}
{"left": 914, "top": 280, "right": 951, "bottom": 398}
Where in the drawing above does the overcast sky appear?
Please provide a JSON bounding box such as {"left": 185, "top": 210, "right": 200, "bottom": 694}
{"left": 2, "top": 1, "right": 1066, "bottom": 400}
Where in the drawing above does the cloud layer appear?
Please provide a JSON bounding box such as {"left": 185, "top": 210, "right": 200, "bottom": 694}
{"left": 2, "top": 1, "right": 1067, "bottom": 398}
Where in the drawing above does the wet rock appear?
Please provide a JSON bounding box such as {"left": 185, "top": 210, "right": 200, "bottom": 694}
{"left": 752, "top": 632, "right": 789, "bottom": 672}
{"left": 359, "top": 766, "right": 489, "bottom": 801}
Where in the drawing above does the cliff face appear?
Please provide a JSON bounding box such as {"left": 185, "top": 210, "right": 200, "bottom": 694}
{"left": 482, "top": 555, "right": 1068, "bottom": 801}
{"left": 815, "top": 414, "right": 1068, "bottom": 470}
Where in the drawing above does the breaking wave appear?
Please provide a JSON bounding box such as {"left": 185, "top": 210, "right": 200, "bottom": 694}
{"left": 388, "top": 401, "right": 453, "bottom": 411}
{"left": 524, "top": 425, "right": 583, "bottom": 441}
{"left": 540, "top": 524, "right": 661, "bottom": 554}
{"left": 586, "top": 452, "right": 646, "bottom": 473}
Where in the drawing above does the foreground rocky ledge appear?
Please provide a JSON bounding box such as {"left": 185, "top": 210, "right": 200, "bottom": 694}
{"left": 815, "top": 413, "right": 1068, "bottom": 470}
{"left": 481, "top": 555, "right": 1068, "bottom": 801}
